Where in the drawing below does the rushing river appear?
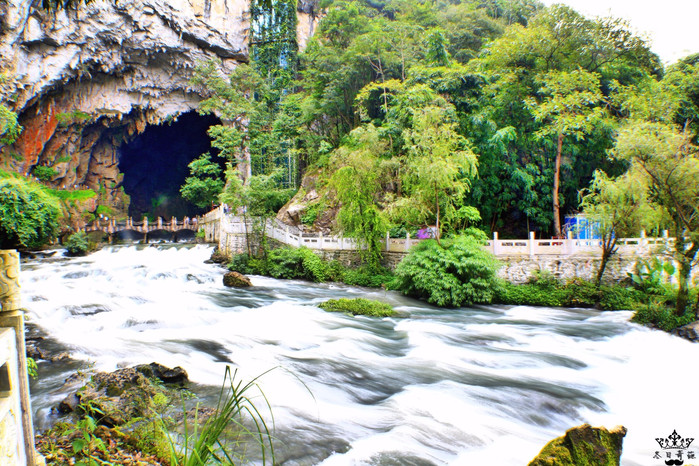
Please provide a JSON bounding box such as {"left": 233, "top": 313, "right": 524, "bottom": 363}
{"left": 20, "top": 244, "right": 699, "bottom": 465}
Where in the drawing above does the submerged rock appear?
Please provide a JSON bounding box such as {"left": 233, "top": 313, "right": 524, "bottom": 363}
{"left": 528, "top": 424, "right": 627, "bottom": 466}
{"left": 223, "top": 271, "right": 252, "bottom": 287}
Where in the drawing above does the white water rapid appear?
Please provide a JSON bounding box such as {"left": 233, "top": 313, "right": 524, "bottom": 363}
{"left": 21, "top": 245, "right": 699, "bottom": 465}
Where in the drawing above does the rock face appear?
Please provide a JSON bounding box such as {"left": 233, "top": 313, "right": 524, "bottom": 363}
{"left": 0, "top": 0, "right": 319, "bottom": 218}
{"left": 529, "top": 424, "right": 627, "bottom": 466}
{"left": 223, "top": 270, "right": 252, "bottom": 287}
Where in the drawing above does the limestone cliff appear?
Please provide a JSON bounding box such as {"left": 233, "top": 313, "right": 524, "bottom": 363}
{"left": 0, "top": 0, "right": 319, "bottom": 218}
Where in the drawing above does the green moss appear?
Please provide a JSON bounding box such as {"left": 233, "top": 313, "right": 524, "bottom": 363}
{"left": 319, "top": 298, "right": 395, "bottom": 317}
{"left": 47, "top": 188, "right": 97, "bottom": 201}
{"left": 529, "top": 424, "right": 626, "bottom": 466}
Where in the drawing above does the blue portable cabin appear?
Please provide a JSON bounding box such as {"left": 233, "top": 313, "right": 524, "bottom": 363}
{"left": 564, "top": 215, "right": 600, "bottom": 239}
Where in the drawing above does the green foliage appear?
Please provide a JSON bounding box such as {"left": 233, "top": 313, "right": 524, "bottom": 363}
{"left": 339, "top": 264, "right": 394, "bottom": 288}
{"left": 0, "top": 178, "right": 61, "bottom": 249}
{"left": 493, "top": 275, "right": 642, "bottom": 310}
{"left": 632, "top": 299, "right": 696, "bottom": 331}
{"left": 628, "top": 257, "right": 676, "bottom": 295}
{"left": 65, "top": 232, "right": 89, "bottom": 256}
{"left": 300, "top": 202, "right": 323, "bottom": 226}
{"left": 46, "top": 188, "right": 97, "bottom": 201}
{"left": 0, "top": 105, "right": 22, "bottom": 145}
{"left": 328, "top": 125, "right": 388, "bottom": 265}
{"left": 32, "top": 165, "right": 59, "bottom": 181}
{"left": 55, "top": 110, "right": 92, "bottom": 127}
{"left": 180, "top": 153, "right": 225, "bottom": 209}
{"left": 230, "top": 247, "right": 329, "bottom": 282}
{"left": 579, "top": 169, "right": 657, "bottom": 285}
{"left": 319, "top": 298, "right": 395, "bottom": 317}
{"left": 394, "top": 232, "right": 500, "bottom": 307}
{"left": 66, "top": 402, "right": 109, "bottom": 466}
{"left": 159, "top": 366, "right": 275, "bottom": 466}
{"left": 27, "top": 357, "right": 38, "bottom": 379}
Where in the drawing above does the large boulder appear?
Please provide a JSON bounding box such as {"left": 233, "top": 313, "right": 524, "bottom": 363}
{"left": 57, "top": 363, "right": 189, "bottom": 427}
{"left": 671, "top": 321, "right": 699, "bottom": 342}
{"left": 529, "top": 424, "right": 627, "bottom": 466}
{"left": 223, "top": 271, "right": 252, "bottom": 287}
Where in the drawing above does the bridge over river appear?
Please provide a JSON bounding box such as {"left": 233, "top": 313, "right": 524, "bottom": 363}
{"left": 82, "top": 216, "right": 199, "bottom": 242}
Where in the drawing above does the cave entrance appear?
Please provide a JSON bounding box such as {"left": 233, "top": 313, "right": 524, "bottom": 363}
{"left": 118, "top": 111, "right": 222, "bottom": 220}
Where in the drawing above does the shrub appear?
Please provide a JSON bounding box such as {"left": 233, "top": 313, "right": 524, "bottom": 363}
{"left": 32, "top": 165, "right": 58, "bottom": 181}
{"left": 231, "top": 247, "right": 329, "bottom": 282}
{"left": 394, "top": 231, "right": 500, "bottom": 307}
{"left": 319, "top": 298, "right": 395, "bottom": 317}
{"left": 598, "top": 285, "right": 643, "bottom": 311}
{"left": 631, "top": 300, "right": 695, "bottom": 331}
{"left": 0, "top": 178, "right": 61, "bottom": 249}
{"left": 65, "top": 232, "right": 89, "bottom": 256}
{"left": 340, "top": 264, "right": 394, "bottom": 288}
{"left": 494, "top": 280, "right": 566, "bottom": 307}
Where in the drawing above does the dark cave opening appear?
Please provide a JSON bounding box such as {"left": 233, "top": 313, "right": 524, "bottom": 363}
{"left": 118, "top": 111, "right": 222, "bottom": 220}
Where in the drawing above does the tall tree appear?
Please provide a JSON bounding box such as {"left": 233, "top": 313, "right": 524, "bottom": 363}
{"left": 400, "top": 105, "right": 478, "bottom": 243}
{"left": 528, "top": 68, "right": 607, "bottom": 237}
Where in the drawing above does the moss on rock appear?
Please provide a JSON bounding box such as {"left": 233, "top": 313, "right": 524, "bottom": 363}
{"left": 529, "top": 424, "right": 627, "bottom": 466}
{"left": 319, "top": 298, "right": 395, "bottom": 317}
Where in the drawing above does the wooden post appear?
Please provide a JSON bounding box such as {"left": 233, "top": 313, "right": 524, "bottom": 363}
{"left": 0, "top": 250, "right": 38, "bottom": 465}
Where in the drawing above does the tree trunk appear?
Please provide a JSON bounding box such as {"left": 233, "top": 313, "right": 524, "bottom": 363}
{"left": 552, "top": 133, "right": 563, "bottom": 238}
{"left": 596, "top": 236, "right": 616, "bottom": 288}
{"left": 674, "top": 236, "right": 698, "bottom": 317}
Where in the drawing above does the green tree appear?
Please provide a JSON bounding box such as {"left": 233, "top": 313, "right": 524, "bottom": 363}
{"left": 329, "top": 125, "right": 388, "bottom": 267}
{"left": 579, "top": 170, "right": 655, "bottom": 286}
{"left": 193, "top": 62, "right": 269, "bottom": 183}
{"left": 179, "top": 153, "right": 224, "bottom": 209}
{"left": 528, "top": 68, "right": 607, "bottom": 237}
{"left": 399, "top": 105, "right": 478, "bottom": 242}
{"left": 0, "top": 178, "right": 61, "bottom": 249}
{"left": 613, "top": 121, "right": 699, "bottom": 317}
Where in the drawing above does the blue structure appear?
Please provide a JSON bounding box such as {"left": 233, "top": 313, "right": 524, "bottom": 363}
{"left": 564, "top": 215, "right": 600, "bottom": 239}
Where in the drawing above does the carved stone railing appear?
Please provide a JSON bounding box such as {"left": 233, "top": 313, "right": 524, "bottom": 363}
{"left": 0, "top": 250, "right": 40, "bottom": 465}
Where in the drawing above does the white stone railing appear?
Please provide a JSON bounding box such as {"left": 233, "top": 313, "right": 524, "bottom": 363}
{"left": 202, "top": 207, "right": 675, "bottom": 258}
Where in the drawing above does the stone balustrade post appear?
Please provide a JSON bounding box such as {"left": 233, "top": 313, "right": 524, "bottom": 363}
{"left": 529, "top": 231, "right": 536, "bottom": 257}
{"left": 492, "top": 232, "right": 499, "bottom": 255}
{"left": 640, "top": 229, "right": 647, "bottom": 254}
{"left": 285, "top": 226, "right": 290, "bottom": 245}
{"left": 566, "top": 230, "right": 573, "bottom": 255}
{"left": 0, "top": 250, "right": 39, "bottom": 465}
{"left": 319, "top": 232, "right": 324, "bottom": 250}
{"left": 406, "top": 232, "right": 411, "bottom": 251}
{"left": 386, "top": 231, "right": 390, "bottom": 251}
